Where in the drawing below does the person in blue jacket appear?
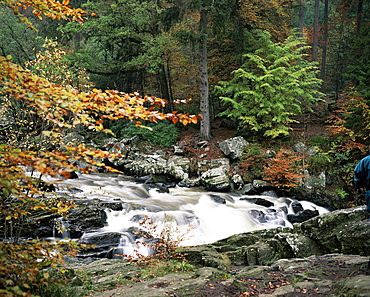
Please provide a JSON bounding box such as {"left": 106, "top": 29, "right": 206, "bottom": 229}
{"left": 354, "top": 154, "right": 370, "bottom": 217}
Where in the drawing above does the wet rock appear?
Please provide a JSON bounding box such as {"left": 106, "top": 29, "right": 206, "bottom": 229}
{"left": 181, "top": 246, "right": 229, "bottom": 271}
{"left": 297, "top": 206, "right": 370, "bottom": 254}
{"left": 281, "top": 233, "right": 325, "bottom": 257}
{"left": 79, "top": 232, "right": 123, "bottom": 257}
{"left": 99, "top": 202, "right": 123, "bottom": 211}
{"left": 249, "top": 209, "right": 268, "bottom": 223}
{"left": 167, "top": 155, "right": 190, "bottom": 172}
{"left": 287, "top": 209, "right": 319, "bottom": 223}
{"left": 218, "top": 136, "right": 248, "bottom": 160}
{"left": 142, "top": 183, "right": 170, "bottom": 193}
{"left": 252, "top": 179, "right": 274, "bottom": 192}
{"left": 197, "top": 158, "right": 230, "bottom": 176}
{"left": 167, "top": 156, "right": 190, "bottom": 181}
{"left": 209, "top": 194, "right": 226, "bottom": 204}
{"left": 37, "top": 180, "right": 56, "bottom": 192}
{"left": 290, "top": 201, "right": 304, "bottom": 213}
{"left": 241, "top": 197, "right": 274, "bottom": 208}
{"left": 261, "top": 190, "right": 278, "bottom": 198}
{"left": 200, "top": 167, "right": 231, "bottom": 191}
{"left": 68, "top": 204, "right": 107, "bottom": 233}
{"left": 239, "top": 183, "right": 259, "bottom": 195}
{"left": 177, "top": 176, "right": 200, "bottom": 188}
{"left": 23, "top": 212, "right": 58, "bottom": 238}
{"left": 134, "top": 175, "right": 153, "bottom": 183}
{"left": 124, "top": 156, "right": 167, "bottom": 177}
{"left": 231, "top": 174, "right": 244, "bottom": 190}
{"left": 67, "top": 209, "right": 370, "bottom": 297}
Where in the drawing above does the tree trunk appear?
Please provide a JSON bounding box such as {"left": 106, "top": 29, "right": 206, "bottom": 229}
{"left": 320, "top": 0, "right": 329, "bottom": 82}
{"left": 159, "top": 63, "right": 173, "bottom": 112}
{"left": 199, "top": 8, "right": 211, "bottom": 141}
{"left": 298, "top": 0, "right": 305, "bottom": 38}
{"left": 298, "top": 0, "right": 305, "bottom": 52}
{"left": 356, "top": 0, "right": 363, "bottom": 33}
{"left": 312, "top": 0, "right": 320, "bottom": 62}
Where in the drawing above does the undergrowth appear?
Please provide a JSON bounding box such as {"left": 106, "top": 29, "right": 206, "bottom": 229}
{"left": 120, "top": 215, "right": 195, "bottom": 275}
{"left": 110, "top": 120, "right": 179, "bottom": 147}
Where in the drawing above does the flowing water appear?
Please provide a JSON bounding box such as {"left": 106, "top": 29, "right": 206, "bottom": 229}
{"left": 48, "top": 173, "right": 328, "bottom": 257}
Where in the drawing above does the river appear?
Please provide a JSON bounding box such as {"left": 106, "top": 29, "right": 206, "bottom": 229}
{"left": 48, "top": 173, "right": 328, "bottom": 257}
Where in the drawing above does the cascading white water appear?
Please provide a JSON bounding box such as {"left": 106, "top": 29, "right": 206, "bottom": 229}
{"left": 47, "top": 173, "right": 328, "bottom": 257}
{"left": 53, "top": 217, "right": 71, "bottom": 239}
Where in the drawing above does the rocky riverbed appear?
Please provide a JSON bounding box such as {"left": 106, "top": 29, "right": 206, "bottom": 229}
{"left": 63, "top": 206, "right": 370, "bottom": 296}
{"left": 69, "top": 254, "right": 370, "bottom": 297}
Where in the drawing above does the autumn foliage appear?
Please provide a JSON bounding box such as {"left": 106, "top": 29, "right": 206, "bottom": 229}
{"left": 326, "top": 88, "right": 369, "bottom": 153}
{"left": 263, "top": 149, "right": 308, "bottom": 190}
{"left": 0, "top": 1, "right": 201, "bottom": 296}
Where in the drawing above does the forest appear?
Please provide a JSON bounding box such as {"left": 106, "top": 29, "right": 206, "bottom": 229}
{"left": 0, "top": 0, "right": 370, "bottom": 296}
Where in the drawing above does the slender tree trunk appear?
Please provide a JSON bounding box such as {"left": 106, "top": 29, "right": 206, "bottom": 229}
{"left": 199, "top": 8, "right": 211, "bottom": 141}
{"left": 166, "top": 62, "right": 174, "bottom": 112}
{"left": 321, "top": 0, "right": 329, "bottom": 82}
{"left": 298, "top": 0, "right": 305, "bottom": 38}
{"left": 356, "top": 0, "right": 363, "bottom": 33}
{"left": 312, "top": 0, "right": 320, "bottom": 61}
{"left": 298, "top": 0, "right": 305, "bottom": 52}
{"left": 159, "top": 63, "right": 173, "bottom": 112}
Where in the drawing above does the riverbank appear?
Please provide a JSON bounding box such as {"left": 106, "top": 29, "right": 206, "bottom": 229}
{"left": 56, "top": 206, "right": 370, "bottom": 297}
{"left": 75, "top": 253, "right": 370, "bottom": 297}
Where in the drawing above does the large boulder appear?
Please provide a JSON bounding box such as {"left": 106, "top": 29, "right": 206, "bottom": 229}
{"left": 296, "top": 206, "right": 370, "bottom": 254}
{"left": 78, "top": 232, "right": 125, "bottom": 258}
{"left": 218, "top": 136, "right": 248, "bottom": 160}
{"left": 167, "top": 156, "right": 190, "bottom": 181}
{"left": 200, "top": 166, "right": 231, "bottom": 191}
{"left": 123, "top": 154, "right": 168, "bottom": 176}
{"left": 287, "top": 209, "right": 320, "bottom": 223}
{"left": 68, "top": 204, "right": 107, "bottom": 235}
{"left": 197, "top": 158, "right": 230, "bottom": 176}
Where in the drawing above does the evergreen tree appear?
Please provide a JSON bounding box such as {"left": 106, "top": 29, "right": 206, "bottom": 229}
{"left": 216, "top": 30, "right": 324, "bottom": 138}
{"left": 60, "top": 0, "right": 174, "bottom": 93}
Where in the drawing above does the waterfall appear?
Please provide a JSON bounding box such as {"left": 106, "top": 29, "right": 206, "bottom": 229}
{"left": 53, "top": 217, "right": 71, "bottom": 239}
{"left": 47, "top": 173, "right": 328, "bottom": 257}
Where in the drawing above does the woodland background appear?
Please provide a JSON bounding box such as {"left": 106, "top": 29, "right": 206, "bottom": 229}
{"left": 1, "top": 0, "right": 370, "bottom": 296}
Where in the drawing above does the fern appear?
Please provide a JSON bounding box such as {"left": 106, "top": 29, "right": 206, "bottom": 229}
{"left": 216, "top": 30, "right": 324, "bottom": 138}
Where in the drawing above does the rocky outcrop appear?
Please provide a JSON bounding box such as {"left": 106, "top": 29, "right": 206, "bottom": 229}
{"left": 68, "top": 204, "right": 107, "bottom": 235}
{"left": 68, "top": 254, "right": 370, "bottom": 297}
{"left": 200, "top": 206, "right": 369, "bottom": 267}
{"left": 218, "top": 136, "right": 248, "bottom": 160}
{"left": 67, "top": 207, "right": 370, "bottom": 297}
{"left": 200, "top": 166, "right": 231, "bottom": 191}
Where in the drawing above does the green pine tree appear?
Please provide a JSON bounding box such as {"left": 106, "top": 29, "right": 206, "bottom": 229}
{"left": 216, "top": 30, "right": 324, "bottom": 138}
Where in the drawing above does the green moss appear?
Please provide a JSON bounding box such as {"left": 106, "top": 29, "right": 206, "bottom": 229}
{"left": 110, "top": 120, "right": 178, "bottom": 147}
{"left": 140, "top": 260, "right": 195, "bottom": 279}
